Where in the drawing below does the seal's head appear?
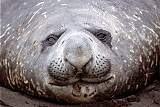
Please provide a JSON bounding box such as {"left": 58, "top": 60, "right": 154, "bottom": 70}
{"left": 1, "top": 0, "right": 159, "bottom": 104}
{"left": 31, "top": 11, "right": 121, "bottom": 103}
{"left": 41, "top": 26, "right": 117, "bottom": 102}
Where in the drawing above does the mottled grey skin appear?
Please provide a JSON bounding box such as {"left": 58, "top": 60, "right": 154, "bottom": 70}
{"left": 0, "top": 0, "right": 160, "bottom": 104}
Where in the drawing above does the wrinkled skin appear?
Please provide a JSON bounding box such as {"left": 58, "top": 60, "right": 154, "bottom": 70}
{"left": 0, "top": 0, "right": 160, "bottom": 104}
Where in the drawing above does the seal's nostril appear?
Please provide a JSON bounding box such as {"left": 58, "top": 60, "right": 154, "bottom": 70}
{"left": 81, "top": 57, "right": 93, "bottom": 74}
{"left": 64, "top": 56, "right": 92, "bottom": 75}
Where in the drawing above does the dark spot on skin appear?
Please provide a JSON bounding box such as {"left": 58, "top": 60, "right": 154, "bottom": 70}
{"left": 84, "top": 94, "right": 87, "bottom": 98}
{"left": 89, "top": 38, "right": 93, "bottom": 42}
{"left": 25, "top": 101, "right": 29, "bottom": 104}
{"left": 134, "top": 14, "right": 138, "bottom": 17}
{"left": 73, "top": 84, "right": 81, "bottom": 92}
{"left": 33, "top": 41, "right": 36, "bottom": 45}
{"left": 62, "top": 40, "right": 65, "bottom": 44}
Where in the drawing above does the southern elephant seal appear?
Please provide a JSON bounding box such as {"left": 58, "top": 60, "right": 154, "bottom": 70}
{"left": 0, "top": 0, "right": 160, "bottom": 104}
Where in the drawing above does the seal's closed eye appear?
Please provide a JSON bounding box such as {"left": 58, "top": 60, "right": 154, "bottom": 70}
{"left": 41, "top": 34, "right": 60, "bottom": 52}
{"left": 87, "top": 29, "right": 112, "bottom": 48}
{"left": 96, "top": 29, "right": 112, "bottom": 48}
{"left": 45, "top": 34, "right": 59, "bottom": 46}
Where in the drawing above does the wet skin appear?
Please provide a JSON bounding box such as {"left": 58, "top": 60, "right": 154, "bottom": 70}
{"left": 0, "top": 0, "right": 160, "bottom": 103}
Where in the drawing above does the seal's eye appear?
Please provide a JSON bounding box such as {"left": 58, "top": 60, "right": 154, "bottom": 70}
{"left": 41, "top": 34, "right": 60, "bottom": 52}
{"left": 96, "top": 30, "right": 112, "bottom": 48}
{"left": 45, "top": 34, "right": 59, "bottom": 46}
{"left": 46, "top": 35, "right": 56, "bottom": 46}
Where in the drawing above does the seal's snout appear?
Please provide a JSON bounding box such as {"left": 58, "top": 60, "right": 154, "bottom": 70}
{"left": 48, "top": 27, "right": 113, "bottom": 85}
{"left": 64, "top": 35, "right": 92, "bottom": 75}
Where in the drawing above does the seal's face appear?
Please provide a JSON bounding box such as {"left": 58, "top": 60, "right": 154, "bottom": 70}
{"left": 14, "top": 6, "right": 127, "bottom": 103}
{"left": 43, "top": 26, "right": 116, "bottom": 102}
{"left": 1, "top": 0, "right": 159, "bottom": 104}
{"left": 46, "top": 27, "right": 113, "bottom": 84}
{"left": 24, "top": 7, "right": 138, "bottom": 103}
{"left": 30, "top": 9, "right": 121, "bottom": 103}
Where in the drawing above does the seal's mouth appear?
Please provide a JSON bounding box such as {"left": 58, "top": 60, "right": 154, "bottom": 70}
{"left": 48, "top": 75, "right": 114, "bottom": 86}
{"left": 48, "top": 65, "right": 113, "bottom": 86}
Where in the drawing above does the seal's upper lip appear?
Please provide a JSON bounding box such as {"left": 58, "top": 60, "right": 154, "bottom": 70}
{"left": 48, "top": 76, "right": 114, "bottom": 87}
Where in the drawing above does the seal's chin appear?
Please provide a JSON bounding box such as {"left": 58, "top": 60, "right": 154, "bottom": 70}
{"left": 47, "top": 75, "right": 114, "bottom": 103}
